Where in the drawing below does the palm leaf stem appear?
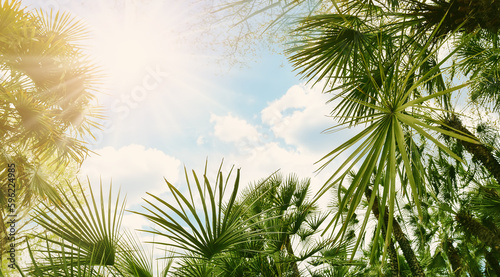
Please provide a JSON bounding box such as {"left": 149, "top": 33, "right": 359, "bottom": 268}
{"left": 283, "top": 235, "right": 300, "bottom": 277}
{"left": 364, "top": 188, "right": 400, "bottom": 276}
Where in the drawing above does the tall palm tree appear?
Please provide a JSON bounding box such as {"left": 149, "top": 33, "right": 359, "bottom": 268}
{"left": 290, "top": 16, "right": 474, "bottom": 270}
{"left": 217, "top": 1, "right": 500, "bottom": 275}
{"left": 0, "top": 0, "right": 101, "bottom": 257}
{"left": 279, "top": 1, "right": 500, "bottom": 274}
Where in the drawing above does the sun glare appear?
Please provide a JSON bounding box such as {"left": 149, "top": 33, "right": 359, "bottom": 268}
{"left": 83, "top": 0, "right": 223, "bottom": 140}
{"left": 98, "top": 24, "right": 157, "bottom": 79}
{"left": 89, "top": 2, "right": 182, "bottom": 90}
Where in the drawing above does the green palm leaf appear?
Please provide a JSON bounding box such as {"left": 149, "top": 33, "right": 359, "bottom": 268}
{"left": 115, "top": 231, "right": 156, "bottom": 277}
{"left": 22, "top": 240, "right": 108, "bottom": 277}
{"left": 136, "top": 163, "right": 273, "bottom": 260}
{"left": 27, "top": 179, "right": 124, "bottom": 275}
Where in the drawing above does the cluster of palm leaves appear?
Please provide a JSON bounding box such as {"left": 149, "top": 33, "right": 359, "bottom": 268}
{"left": 0, "top": 0, "right": 101, "bottom": 258}
{"left": 222, "top": 0, "right": 500, "bottom": 275}
{"left": 10, "top": 165, "right": 349, "bottom": 276}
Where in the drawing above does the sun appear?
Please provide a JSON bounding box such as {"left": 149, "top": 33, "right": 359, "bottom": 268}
{"left": 82, "top": 0, "right": 223, "bottom": 143}
{"left": 96, "top": 22, "right": 158, "bottom": 83}
{"left": 88, "top": 1, "right": 184, "bottom": 90}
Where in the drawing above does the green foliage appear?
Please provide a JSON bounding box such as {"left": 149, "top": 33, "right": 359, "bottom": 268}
{"left": 7, "top": 0, "right": 500, "bottom": 276}
{"left": 26, "top": 180, "right": 124, "bottom": 275}
{"left": 137, "top": 164, "right": 274, "bottom": 260}
{"left": 21, "top": 179, "right": 170, "bottom": 277}
{"left": 0, "top": 0, "right": 101, "bottom": 257}
{"left": 219, "top": 0, "right": 500, "bottom": 275}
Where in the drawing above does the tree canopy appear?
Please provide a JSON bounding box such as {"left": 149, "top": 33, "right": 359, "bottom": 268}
{"left": 0, "top": 0, "right": 100, "bottom": 267}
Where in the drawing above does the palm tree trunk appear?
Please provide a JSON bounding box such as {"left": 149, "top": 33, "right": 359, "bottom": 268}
{"left": 383, "top": 232, "right": 401, "bottom": 277}
{"left": 364, "top": 188, "right": 400, "bottom": 276}
{"left": 394, "top": 232, "right": 425, "bottom": 277}
{"left": 455, "top": 210, "right": 500, "bottom": 251}
{"left": 365, "top": 188, "right": 425, "bottom": 277}
{"left": 443, "top": 238, "right": 462, "bottom": 276}
{"left": 444, "top": 116, "right": 500, "bottom": 184}
{"left": 485, "top": 250, "right": 500, "bottom": 276}
{"left": 284, "top": 235, "right": 301, "bottom": 277}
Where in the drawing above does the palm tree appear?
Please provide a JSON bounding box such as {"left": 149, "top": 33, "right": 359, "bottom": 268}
{"left": 136, "top": 165, "right": 275, "bottom": 263}
{"left": 275, "top": 2, "right": 500, "bottom": 274}
{"left": 224, "top": 173, "right": 330, "bottom": 276}
{"left": 219, "top": 1, "right": 490, "bottom": 273}
{"left": 136, "top": 168, "right": 336, "bottom": 276}
{"left": 290, "top": 16, "right": 475, "bottom": 271}
{"left": 216, "top": 1, "right": 500, "bottom": 275}
{"left": 0, "top": 0, "right": 101, "bottom": 257}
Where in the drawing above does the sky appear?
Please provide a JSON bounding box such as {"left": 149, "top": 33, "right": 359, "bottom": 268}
{"left": 20, "top": 0, "right": 352, "bottom": 231}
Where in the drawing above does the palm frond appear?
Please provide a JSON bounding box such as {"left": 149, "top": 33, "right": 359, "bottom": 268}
{"left": 27, "top": 179, "right": 124, "bottom": 274}
{"left": 136, "top": 163, "right": 273, "bottom": 260}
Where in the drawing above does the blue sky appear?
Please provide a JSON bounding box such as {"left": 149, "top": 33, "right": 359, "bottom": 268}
{"left": 22, "top": 0, "right": 349, "bottom": 229}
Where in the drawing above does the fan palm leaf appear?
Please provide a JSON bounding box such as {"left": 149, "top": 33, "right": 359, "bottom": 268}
{"left": 22, "top": 240, "right": 108, "bottom": 277}
{"left": 136, "top": 163, "right": 274, "bottom": 260}
{"left": 26, "top": 179, "right": 124, "bottom": 275}
{"left": 115, "top": 231, "right": 156, "bottom": 277}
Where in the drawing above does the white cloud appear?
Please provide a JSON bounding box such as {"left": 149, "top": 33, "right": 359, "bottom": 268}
{"left": 206, "top": 83, "right": 344, "bottom": 209}
{"left": 121, "top": 213, "right": 151, "bottom": 231}
{"left": 227, "top": 141, "right": 326, "bottom": 185}
{"left": 78, "top": 144, "right": 182, "bottom": 207}
{"left": 210, "top": 113, "right": 262, "bottom": 148}
{"left": 196, "top": 135, "right": 206, "bottom": 145}
{"left": 261, "top": 84, "right": 334, "bottom": 151}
